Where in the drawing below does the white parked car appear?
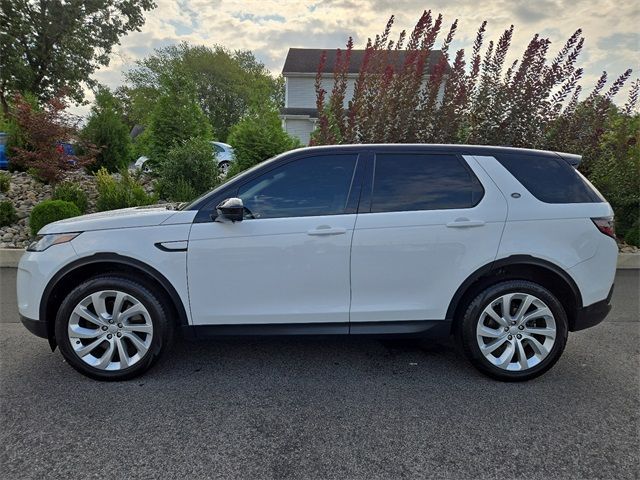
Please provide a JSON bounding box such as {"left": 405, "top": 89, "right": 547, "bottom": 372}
{"left": 18, "top": 145, "right": 617, "bottom": 381}
{"left": 211, "top": 141, "right": 234, "bottom": 176}
{"left": 133, "top": 141, "right": 235, "bottom": 175}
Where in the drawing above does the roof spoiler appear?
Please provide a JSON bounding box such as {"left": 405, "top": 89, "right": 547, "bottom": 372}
{"left": 556, "top": 152, "right": 582, "bottom": 167}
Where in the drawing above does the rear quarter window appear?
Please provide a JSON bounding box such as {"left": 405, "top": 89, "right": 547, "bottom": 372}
{"left": 495, "top": 153, "right": 603, "bottom": 203}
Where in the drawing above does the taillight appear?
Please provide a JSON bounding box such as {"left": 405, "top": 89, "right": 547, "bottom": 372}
{"left": 591, "top": 217, "right": 616, "bottom": 239}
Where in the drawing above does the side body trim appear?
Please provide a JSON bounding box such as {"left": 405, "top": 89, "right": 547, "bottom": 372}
{"left": 180, "top": 320, "right": 451, "bottom": 339}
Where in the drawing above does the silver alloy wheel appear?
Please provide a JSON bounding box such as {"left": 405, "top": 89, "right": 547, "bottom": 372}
{"left": 68, "top": 290, "right": 153, "bottom": 371}
{"left": 219, "top": 161, "right": 230, "bottom": 176}
{"left": 476, "top": 292, "right": 556, "bottom": 371}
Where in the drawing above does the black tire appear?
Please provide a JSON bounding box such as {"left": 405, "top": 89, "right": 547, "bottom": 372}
{"left": 457, "top": 280, "right": 568, "bottom": 382}
{"left": 55, "top": 275, "right": 173, "bottom": 381}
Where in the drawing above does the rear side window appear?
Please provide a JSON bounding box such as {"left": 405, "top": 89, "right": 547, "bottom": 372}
{"left": 371, "top": 153, "right": 484, "bottom": 213}
{"left": 495, "top": 153, "right": 603, "bottom": 203}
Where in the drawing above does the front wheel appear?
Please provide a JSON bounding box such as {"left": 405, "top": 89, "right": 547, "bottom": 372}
{"left": 458, "top": 280, "right": 568, "bottom": 381}
{"left": 55, "top": 275, "right": 173, "bottom": 381}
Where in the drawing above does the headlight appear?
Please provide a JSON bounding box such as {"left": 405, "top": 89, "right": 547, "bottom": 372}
{"left": 27, "top": 233, "right": 81, "bottom": 252}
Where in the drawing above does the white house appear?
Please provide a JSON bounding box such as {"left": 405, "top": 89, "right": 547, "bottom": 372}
{"left": 280, "top": 48, "right": 448, "bottom": 145}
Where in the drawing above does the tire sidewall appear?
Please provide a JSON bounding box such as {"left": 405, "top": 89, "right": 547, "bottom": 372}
{"left": 55, "top": 276, "right": 169, "bottom": 381}
{"left": 461, "top": 280, "right": 569, "bottom": 381}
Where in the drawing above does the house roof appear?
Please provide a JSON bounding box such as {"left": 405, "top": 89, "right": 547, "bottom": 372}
{"left": 282, "top": 48, "right": 449, "bottom": 75}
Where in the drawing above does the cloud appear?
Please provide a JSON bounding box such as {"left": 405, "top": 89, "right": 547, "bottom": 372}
{"left": 71, "top": 0, "right": 638, "bottom": 115}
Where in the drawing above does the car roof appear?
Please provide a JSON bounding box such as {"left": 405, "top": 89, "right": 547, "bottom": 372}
{"left": 285, "top": 144, "right": 581, "bottom": 166}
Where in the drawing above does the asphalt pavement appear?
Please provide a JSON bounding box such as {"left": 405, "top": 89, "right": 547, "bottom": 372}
{"left": 0, "top": 268, "right": 638, "bottom": 479}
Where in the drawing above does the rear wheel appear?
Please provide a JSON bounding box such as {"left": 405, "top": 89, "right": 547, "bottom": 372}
{"left": 55, "top": 275, "right": 173, "bottom": 381}
{"left": 458, "top": 280, "right": 568, "bottom": 381}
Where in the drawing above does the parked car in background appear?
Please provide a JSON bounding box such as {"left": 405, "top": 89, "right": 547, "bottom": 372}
{"left": 18, "top": 144, "right": 617, "bottom": 381}
{"left": 0, "top": 132, "right": 8, "bottom": 169}
{"left": 134, "top": 141, "right": 235, "bottom": 175}
{"left": 0, "top": 137, "right": 76, "bottom": 169}
{"left": 211, "top": 142, "right": 234, "bottom": 175}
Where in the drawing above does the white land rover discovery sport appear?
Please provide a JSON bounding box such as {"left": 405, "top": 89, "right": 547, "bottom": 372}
{"left": 17, "top": 145, "right": 618, "bottom": 381}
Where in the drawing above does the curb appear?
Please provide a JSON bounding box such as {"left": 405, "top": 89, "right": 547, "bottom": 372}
{"left": 0, "top": 248, "right": 24, "bottom": 268}
{"left": 617, "top": 253, "right": 640, "bottom": 269}
{"left": 1, "top": 247, "right": 638, "bottom": 270}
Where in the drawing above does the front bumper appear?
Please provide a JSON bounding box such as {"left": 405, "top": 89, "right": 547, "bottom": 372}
{"left": 571, "top": 284, "right": 614, "bottom": 332}
{"left": 20, "top": 315, "right": 48, "bottom": 339}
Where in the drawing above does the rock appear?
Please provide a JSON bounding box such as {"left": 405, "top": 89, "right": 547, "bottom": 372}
{"left": 2, "top": 232, "right": 13, "bottom": 241}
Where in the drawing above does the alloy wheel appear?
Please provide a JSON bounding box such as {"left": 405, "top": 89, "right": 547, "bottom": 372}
{"left": 476, "top": 292, "right": 557, "bottom": 371}
{"left": 68, "top": 290, "right": 153, "bottom": 371}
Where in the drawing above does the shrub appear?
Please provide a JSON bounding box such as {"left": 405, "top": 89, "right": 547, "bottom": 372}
{"left": 226, "top": 109, "right": 301, "bottom": 176}
{"left": 9, "top": 94, "right": 95, "bottom": 183}
{"left": 81, "top": 88, "right": 132, "bottom": 173}
{"left": 0, "top": 172, "right": 9, "bottom": 193}
{"left": 29, "top": 200, "right": 80, "bottom": 236}
{"left": 52, "top": 181, "right": 88, "bottom": 214}
{"left": 589, "top": 112, "right": 640, "bottom": 235}
{"left": 0, "top": 200, "right": 17, "bottom": 227}
{"left": 156, "top": 138, "right": 219, "bottom": 202}
{"left": 625, "top": 222, "right": 640, "bottom": 247}
{"left": 95, "top": 167, "right": 156, "bottom": 211}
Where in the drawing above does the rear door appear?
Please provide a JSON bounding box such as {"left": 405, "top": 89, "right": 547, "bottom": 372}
{"left": 349, "top": 150, "right": 508, "bottom": 325}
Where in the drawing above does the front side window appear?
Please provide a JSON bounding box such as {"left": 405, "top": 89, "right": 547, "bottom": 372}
{"left": 371, "top": 153, "right": 484, "bottom": 213}
{"left": 237, "top": 154, "right": 358, "bottom": 219}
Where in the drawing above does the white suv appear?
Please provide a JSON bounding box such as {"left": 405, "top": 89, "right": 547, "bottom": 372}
{"left": 17, "top": 145, "right": 617, "bottom": 381}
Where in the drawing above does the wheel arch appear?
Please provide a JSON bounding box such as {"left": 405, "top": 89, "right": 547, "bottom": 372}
{"left": 447, "top": 255, "right": 583, "bottom": 333}
{"left": 41, "top": 253, "right": 189, "bottom": 350}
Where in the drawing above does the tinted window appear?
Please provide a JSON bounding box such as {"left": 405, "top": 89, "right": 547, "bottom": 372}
{"left": 371, "top": 154, "right": 484, "bottom": 212}
{"left": 495, "top": 154, "right": 602, "bottom": 203}
{"left": 237, "top": 154, "right": 358, "bottom": 219}
{"left": 212, "top": 144, "right": 224, "bottom": 153}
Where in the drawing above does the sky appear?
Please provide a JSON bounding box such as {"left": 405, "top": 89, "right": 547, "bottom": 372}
{"left": 81, "top": 0, "right": 640, "bottom": 116}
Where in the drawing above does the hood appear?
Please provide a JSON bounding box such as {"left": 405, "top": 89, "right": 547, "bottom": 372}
{"left": 39, "top": 204, "right": 196, "bottom": 235}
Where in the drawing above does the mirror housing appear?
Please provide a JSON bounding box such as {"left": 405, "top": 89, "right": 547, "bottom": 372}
{"left": 215, "top": 197, "right": 244, "bottom": 222}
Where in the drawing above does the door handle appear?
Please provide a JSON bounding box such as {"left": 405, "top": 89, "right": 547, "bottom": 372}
{"left": 307, "top": 225, "right": 347, "bottom": 236}
{"left": 446, "top": 218, "right": 486, "bottom": 228}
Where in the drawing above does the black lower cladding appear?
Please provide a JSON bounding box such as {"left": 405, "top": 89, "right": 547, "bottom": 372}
{"left": 572, "top": 284, "right": 614, "bottom": 332}
{"left": 181, "top": 320, "right": 451, "bottom": 339}
{"left": 20, "top": 315, "right": 48, "bottom": 339}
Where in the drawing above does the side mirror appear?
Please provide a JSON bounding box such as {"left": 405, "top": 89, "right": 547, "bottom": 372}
{"left": 215, "top": 197, "right": 244, "bottom": 223}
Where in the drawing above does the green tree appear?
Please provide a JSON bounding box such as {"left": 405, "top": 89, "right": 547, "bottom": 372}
{"left": 145, "top": 69, "right": 212, "bottom": 165}
{"left": 123, "top": 43, "right": 282, "bottom": 139}
{"left": 0, "top": 0, "right": 156, "bottom": 114}
{"left": 226, "top": 109, "right": 301, "bottom": 176}
{"left": 82, "top": 87, "right": 132, "bottom": 172}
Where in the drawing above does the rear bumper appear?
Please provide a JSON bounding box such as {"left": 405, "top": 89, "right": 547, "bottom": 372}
{"left": 571, "top": 284, "right": 614, "bottom": 332}
{"left": 20, "top": 315, "right": 48, "bottom": 339}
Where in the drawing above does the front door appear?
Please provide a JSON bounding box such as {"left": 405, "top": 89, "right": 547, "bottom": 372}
{"left": 187, "top": 153, "right": 361, "bottom": 326}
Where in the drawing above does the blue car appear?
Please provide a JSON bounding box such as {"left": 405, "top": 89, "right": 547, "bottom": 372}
{"left": 0, "top": 132, "right": 8, "bottom": 170}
